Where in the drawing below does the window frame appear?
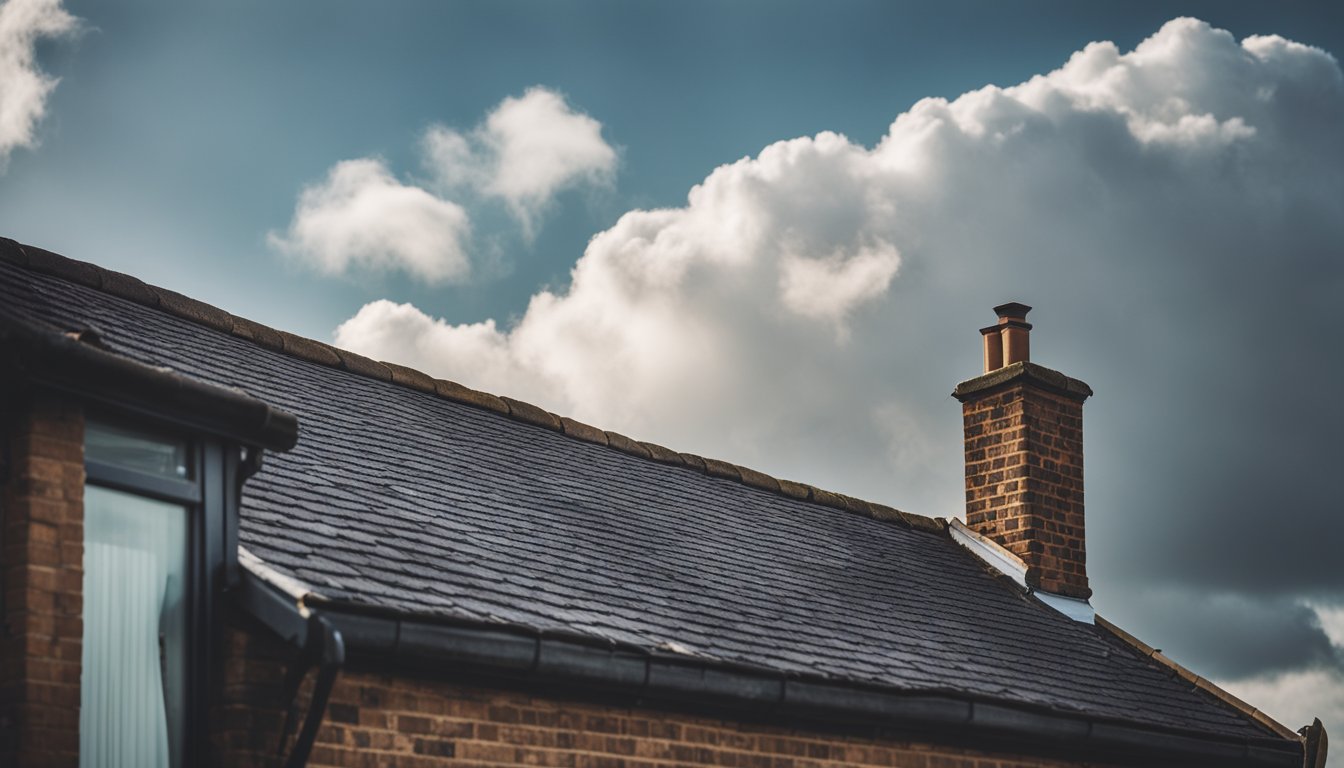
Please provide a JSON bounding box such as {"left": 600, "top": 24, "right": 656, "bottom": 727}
{"left": 83, "top": 411, "right": 242, "bottom": 767}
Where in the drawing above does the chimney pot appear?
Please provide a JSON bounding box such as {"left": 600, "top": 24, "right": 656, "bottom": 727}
{"left": 980, "top": 326, "right": 1003, "bottom": 373}
{"left": 993, "top": 302, "right": 1032, "bottom": 366}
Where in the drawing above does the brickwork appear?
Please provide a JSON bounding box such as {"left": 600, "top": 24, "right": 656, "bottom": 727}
{"left": 962, "top": 381, "right": 1089, "bottom": 598}
{"left": 212, "top": 624, "right": 1120, "bottom": 768}
{"left": 0, "top": 394, "right": 84, "bottom": 767}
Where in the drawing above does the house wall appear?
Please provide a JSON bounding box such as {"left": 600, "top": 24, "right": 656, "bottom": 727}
{"left": 213, "top": 622, "right": 1123, "bottom": 768}
{"left": 0, "top": 394, "right": 84, "bottom": 767}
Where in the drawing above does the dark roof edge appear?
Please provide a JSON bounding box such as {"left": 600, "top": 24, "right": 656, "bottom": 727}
{"left": 0, "top": 310, "right": 298, "bottom": 451}
{"left": 951, "top": 361, "right": 1093, "bottom": 402}
{"left": 0, "top": 237, "right": 941, "bottom": 533}
{"left": 233, "top": 572, "right": 1301, "bottom": 768}
{"left": 1095, "top": 615, "right": 1303, "bottom": 743}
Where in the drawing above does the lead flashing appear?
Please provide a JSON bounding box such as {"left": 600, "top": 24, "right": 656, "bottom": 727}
{"left": 1036, "top": 592, "right": 1095, "bottom": 623}
{"left": 949, "top": 519, "right": 1094, "bottom": 622}
{"left": 949, "top": 518, "right": 1028, "bottom": 588}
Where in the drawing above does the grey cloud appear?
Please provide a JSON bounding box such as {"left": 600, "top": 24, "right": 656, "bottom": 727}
{"left": 1101, "top": 590, "right": 1342, "bottom": 681}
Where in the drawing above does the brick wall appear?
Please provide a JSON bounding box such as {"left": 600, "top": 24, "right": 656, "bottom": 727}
{"left": 0, "top": 394, "right": 84, "bottom": 767}
{"left": 962, "top": 381, "right": 1088, "bottom": 598}
{"left": 213, "top": 622, "right": 1119, "bottom": 768}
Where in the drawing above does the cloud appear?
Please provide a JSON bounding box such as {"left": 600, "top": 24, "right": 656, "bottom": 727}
{"left": 275, "top": 87, "right": 613, "bottom": 281}
{"left": 422, "top": 87, "right": 616, "bottom": 235}
{"left": 338, "top": 17, "right": 1343, "bottom": 487}
{"left": 335, "top": 17, "right": 1344, "bottom": 727}
{"left": 1110, "top": 590, "right": 1343, "bottom": 680}
{"left": 1220, "top": 669, "right": 1344, "bottom": 738}
{"left": 0, "top": 0, "right": 78, "bottom": 168}
{"left": 333, "top": 299, "right": 534, "bottom": 395}
{"left": 779, "top": 243, "right": 901, "bottom": 334}
{"left": 268, "top": 158, "right": 471, "bottom": 283}
{"left": 1210, "top": 601, "right": 1344, "bottom": 734}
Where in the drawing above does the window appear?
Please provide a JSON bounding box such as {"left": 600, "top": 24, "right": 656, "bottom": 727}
{"left": 82, "top": 419, "right": 234, "bottom": 768}
{"left": 81, "top": 485, "right": 189, "bottom": 767}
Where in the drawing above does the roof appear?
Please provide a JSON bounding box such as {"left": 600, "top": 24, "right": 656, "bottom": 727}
{"left": 0, "top": 239, "right": 1301, "bottom": 760}
{"left": 0, "top": 301, "right": 297, "bottom": 451}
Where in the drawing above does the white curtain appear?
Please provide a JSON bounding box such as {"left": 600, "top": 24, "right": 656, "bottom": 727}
{"left": 81, "top": 486, "right": 187, "bottom": 768}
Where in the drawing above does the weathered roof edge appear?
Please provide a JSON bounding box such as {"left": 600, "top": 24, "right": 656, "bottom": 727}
{"left": 0, "top": 238, "right": 943, "bottom": 534}
{"left": 233, "top": 564, "right": 1304, "bottom": 768}
{"left": 951, "top": 519, "right": 1301, "bottom": 741}
{"left": 0, "top": 305, "right": 299, "bottom": 451}
{"left": 1094, "top": 615, "right": 1302, "bottom": 743}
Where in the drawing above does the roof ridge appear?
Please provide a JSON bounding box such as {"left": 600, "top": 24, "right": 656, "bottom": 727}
{"left": 0, "top": 237, "right": 944, "bottom": 534}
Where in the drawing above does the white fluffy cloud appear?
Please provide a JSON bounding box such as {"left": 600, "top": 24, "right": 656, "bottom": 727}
{"left": 0, "top": 0, "right": 77, "bottom": 168}
{"left": 422, "top": 87, "right": 616, "bottom": 235}
{"left": 274, "top": 87, "right": 613, "bottom": 280}
{"left": 779, "top": 243, "right": 901, "bottom": 333}
{"left": 336, "top": 18, "right": 1344, "bottom": 732}
{"left": 339, "top": 18, "right": 1343, "bottom": 492}
{"left": 269, "top": 158, "right": 471, "bottom": 283}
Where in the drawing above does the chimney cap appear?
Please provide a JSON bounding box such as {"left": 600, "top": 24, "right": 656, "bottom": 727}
{"left": 993, "top": 302, "right": 1032, "bottom": 319}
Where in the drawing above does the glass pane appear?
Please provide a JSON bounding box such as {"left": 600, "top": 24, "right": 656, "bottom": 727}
{"left": 81, "top": 485, "right": 188, "bottom": 768}
{"left": 86, "top": 421, "right": 190, "bottom": 480}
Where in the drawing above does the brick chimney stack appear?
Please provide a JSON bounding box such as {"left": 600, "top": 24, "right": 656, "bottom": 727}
{"left": 953, "top": 304, "right": 1094, "bottom": 599}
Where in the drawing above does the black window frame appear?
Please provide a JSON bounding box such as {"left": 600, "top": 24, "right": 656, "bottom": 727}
{"left": 83, "top": 410, "right": 243, "bottom": 767}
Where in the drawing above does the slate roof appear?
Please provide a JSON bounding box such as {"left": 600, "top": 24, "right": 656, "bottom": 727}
{"left": 0, "top": 242, "right": 1287, "bottom": 744}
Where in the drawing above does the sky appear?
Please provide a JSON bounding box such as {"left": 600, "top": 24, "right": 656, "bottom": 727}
{"left": 3, "top": 0, "right": 1343, "bottom": 746}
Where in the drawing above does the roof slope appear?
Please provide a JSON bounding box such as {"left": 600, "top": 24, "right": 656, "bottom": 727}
{"left": 0, "top": 244, "right": 1283, "bottom": 744}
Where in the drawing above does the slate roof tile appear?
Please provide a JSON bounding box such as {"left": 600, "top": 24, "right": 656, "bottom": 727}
{"left": 0, "top": 252, "right": 1287, "bottom": 744}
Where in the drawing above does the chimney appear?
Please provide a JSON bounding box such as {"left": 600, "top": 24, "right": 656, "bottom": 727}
{"left": 953, "top": 303, "right": 1094, "bottom": 599}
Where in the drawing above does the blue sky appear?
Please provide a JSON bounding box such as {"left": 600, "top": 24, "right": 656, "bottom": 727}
{"left": 7, "top": 1, "right": 1341, "bottom": 338}
{"left": 4, "top": 0, "right": 1344, "bottom": 742}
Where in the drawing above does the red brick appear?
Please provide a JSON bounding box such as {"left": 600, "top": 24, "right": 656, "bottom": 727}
{"left": 962, "top": 383, "right": 1090, "bottom": 598}
{"left": 1, "top": 394, "right": 84, "bottom": 766}
{"left": 210, "top": 624, "right": 1125, "bottom": 768}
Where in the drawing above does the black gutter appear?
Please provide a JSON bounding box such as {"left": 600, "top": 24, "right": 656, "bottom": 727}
{"left": 235, "top": 577, "right": 1301, "bottom": 768}
{"left": 277, "top": 616, "right": 344, "bottom": 768}
{"left": 0, "top": 313, "right": 298, "bottom": 451}
{"left": 236, "top": 574, "right": 346, "bottom": 768}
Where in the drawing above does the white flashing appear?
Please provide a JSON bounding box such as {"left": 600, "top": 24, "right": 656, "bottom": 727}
{"left": 239, "top": 546, "right": 323, "bottom": 616}
{"left": 947, "top": 518, "right": 1094, "bottom": 623}
{"left": 948, "top": 518, "right": 1028, "bottom": 588}
{"left": 1035, "top": 591, "right": 1095, "bottom": 623}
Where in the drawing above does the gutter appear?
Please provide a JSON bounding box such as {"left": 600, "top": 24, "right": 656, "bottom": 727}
{"left": 0, "top": 312, "right": 298, "bottom": 451}
{"left": 234, "top": 572, "right": 1302, "bottom": 768}
{"left": 236, "top": 558, "right": 345, "bottom": 768}
{"left": 275, "top": 615, "right": 344, "bottom": 768}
